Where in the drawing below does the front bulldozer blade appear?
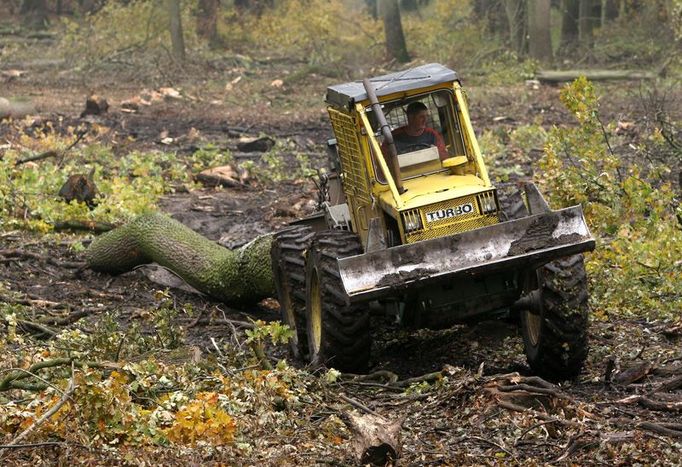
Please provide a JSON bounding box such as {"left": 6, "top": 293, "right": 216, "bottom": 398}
{"left": 338, "top": 206, "right": 595, "bottom": 302}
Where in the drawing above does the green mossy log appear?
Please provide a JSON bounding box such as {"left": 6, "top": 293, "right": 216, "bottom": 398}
{"left": 86, "top": 212, "right": 275, "bottom": 305}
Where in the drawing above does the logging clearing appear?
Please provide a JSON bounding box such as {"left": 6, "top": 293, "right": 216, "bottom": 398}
{"left": 1, "top": 0, "right": 681, "bottom": 465}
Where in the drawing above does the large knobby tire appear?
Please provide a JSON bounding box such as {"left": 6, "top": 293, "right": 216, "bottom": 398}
{"left": 271, "top": 226, "right": 314, "bottom": 360}
{"left": 521, "top": 254, "right": 590, "bottom": 380}
{"left": 497, "top": 184, "right": 529, "bottom": 221}
{"left": 305, "top": 230, "right": 371, "bottom": 373}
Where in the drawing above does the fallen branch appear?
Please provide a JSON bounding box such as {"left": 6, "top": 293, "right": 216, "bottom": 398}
{"left": 638, "top": 421, "right": 682, "bottom": 439}
{"left": 52, "top": 220, "right": 116, "bottom": 233}
{"left": 15, "top": 129, "right": 87, "bottom": 166}
{"left": 0, "top": 369, "right": 76, "bottom": 456}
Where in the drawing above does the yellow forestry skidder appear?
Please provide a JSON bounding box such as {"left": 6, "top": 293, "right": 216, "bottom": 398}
{"left": 271, "top": 63, "right": 595, "bottom": 379}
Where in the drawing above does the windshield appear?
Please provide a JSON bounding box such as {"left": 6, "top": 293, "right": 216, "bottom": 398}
{"left": 366, "top": 90, "right": 467, "bottom": 183}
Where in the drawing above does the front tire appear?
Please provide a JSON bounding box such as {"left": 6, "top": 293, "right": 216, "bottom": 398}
{"left": 521, "top": 254, "right": 590, "bottom": 380}
{"left": 305, "top": 230, "right": 371, "bottom": 373}
{"left": 271, "top": 226, "right": 313, "bottom": 360}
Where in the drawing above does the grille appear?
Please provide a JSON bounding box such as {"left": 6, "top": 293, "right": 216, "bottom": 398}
{"left": 328, "top": 108, "right": 371, "bottom": 204}
{"left": 406, "top": 214, "right": 498, "bottom": 242}
{"left": 402, "top": 190, "right": 499, "bottom": 243}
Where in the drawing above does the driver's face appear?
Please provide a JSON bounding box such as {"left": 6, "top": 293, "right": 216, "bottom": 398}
{"left": 407, "top": 110, "right": 428, "bottom": 134}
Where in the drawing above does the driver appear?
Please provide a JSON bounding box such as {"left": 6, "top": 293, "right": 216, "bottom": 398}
{"left": 385, "top": 101, "right": 448, "bottom": 161}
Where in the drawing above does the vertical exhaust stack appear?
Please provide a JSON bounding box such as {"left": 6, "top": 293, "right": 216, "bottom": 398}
{"left": 362, "top": 79, "right": 405, "bottom": 194}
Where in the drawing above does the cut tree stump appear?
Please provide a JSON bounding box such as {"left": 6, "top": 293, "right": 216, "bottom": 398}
{"left": 344, "top": 412, "right": 403, "bottom": 466}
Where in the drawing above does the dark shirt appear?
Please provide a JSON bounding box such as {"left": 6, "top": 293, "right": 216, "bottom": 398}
{"left": 386, "top": 126, "right": 448, "bottom": 160}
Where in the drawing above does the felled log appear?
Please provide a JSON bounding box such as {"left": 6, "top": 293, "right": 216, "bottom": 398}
{"left": 85, "top": 212, "right": 275, "bottom": 305}
{"left": 0, "top": 97, "right": 35, "bottom": 119}
{"left": 344, "top": 412, "right": 403, "bottom": 466}
{"left": 536, "top": 69, "right": 657, "bottom": 83}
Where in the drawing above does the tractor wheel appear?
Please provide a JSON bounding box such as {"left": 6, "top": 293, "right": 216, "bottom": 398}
{"left": 271, "top": 226, "right": 314, "bottom": 360}
{"left": 521, "top": 254, "right": 590, "bottom": 380}
{"left": 497, "top": 184, "right": 529, "bottom": 221}
{"left": 305, "top": 230, "right": 371, "bottom": 373}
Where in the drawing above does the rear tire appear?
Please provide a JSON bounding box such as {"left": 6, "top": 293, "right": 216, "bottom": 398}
{"left": 305, "top": 230, "right": 371, "bottom": 373}
{"left": 521, "top": 254, "right": 589, "bottom": 380}
{"left": 271, "top": 226, "right": 313, "bottom": 360}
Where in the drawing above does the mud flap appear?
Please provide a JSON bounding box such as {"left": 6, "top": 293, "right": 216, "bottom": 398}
{"left": 338, "top": 206, "right": 595, "bottom": 302}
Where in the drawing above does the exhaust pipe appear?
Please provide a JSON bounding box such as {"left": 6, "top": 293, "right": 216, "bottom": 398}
{"left": 362, "top": 78, "right": 404, "bottom": 194}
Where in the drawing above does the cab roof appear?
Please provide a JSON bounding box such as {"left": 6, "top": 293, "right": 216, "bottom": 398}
{"left": 325, "top": 63, "right": 459, "bottom": 110}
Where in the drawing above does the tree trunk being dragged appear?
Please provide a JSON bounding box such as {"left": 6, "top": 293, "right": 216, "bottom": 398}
{"left": 86, "top": 212, "right": 275, "bottom": 306}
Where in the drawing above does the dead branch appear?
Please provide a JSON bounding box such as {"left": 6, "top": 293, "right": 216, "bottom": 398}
{"left": 0, "top": 358, "right": 121, "bottom": 392}
{"left": 14, "top": 128, "right": 87, "bottom": 166}
{"left": 652, "top": 375, "right": 682, "bottom": 394}
{"left": 0, "top": 248, "right": 86, "bottom": 269}
{"left": 638, "top": 422, "right": 682, "bottom": 439}
{"left": 339, "top": 393, "right": 381, "bottom": 417}
{"left": 52, "top": 220, "right": 116, "bottom": 233}
{"left": 613, "top": 361, "right": 654, "bottom": 385}
{"left": 0, "top": 368, "right": 76, "bottom": 456}
{"left": 497, "top": 400, "right": 581, "bottom": 427}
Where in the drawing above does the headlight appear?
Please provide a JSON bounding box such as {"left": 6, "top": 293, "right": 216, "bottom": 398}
{"left": 402, "top": 210, "right": 423, "bottom": 232}
{"left": 478, "top": 192, "right": 497, "bottom": 214}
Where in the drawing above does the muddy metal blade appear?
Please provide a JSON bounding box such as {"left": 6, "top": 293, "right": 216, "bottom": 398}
{"left": 338, "top": 206, "right": 595, "bottom": 302}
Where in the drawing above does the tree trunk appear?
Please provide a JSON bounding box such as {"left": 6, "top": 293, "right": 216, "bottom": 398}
{"left": 503, "top": 0, "right": 527, "bottom": 55}
{"left": 85, "top": 213, "right": 275, "bottom": 306}
{"left": 379, "top": 0, "right": 410, "bottom": 63}
{"left": 559, "top": 0, "right": 580, "bottom": 54}
{"left": 473, "top": 0, "right": 508, "bottom": 37}
{"left": 602, "top": 0, "right": 619, "bottom": 24}
{"left": 578, "top": 0, "right": 594, "bottom": 47}
{"left": 197, "top": 0, "right": 219, "bottom": 46}
{"left": 528, "top": 0, "right": 553, "bottom": 62}
{"left": 167, "top": 0, "right": 186, "bottom": 62}
{"left": 20, "top": 0, "right": 48, "bottom": 29}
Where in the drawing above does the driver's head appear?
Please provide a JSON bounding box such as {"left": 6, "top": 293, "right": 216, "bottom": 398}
{"left": 406, "top": 101, "right": 429, "bottom": 135}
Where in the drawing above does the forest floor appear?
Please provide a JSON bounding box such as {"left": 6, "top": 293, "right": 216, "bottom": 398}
{"left": 1, "top": 45, "right": 682, "bottom": 465}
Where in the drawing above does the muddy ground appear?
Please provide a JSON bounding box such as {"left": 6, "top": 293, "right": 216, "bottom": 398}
{"left": 2, "top": 53, "right": 682, "bottom": 465}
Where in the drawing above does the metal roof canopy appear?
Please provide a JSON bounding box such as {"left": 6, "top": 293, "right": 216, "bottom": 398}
{"left": 325, "top": 63, "right": 459, "bottom": 109}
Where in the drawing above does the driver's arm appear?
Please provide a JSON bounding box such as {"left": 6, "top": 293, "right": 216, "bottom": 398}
{"left": 425, "top": 128, "right": 448, "bottom": 160}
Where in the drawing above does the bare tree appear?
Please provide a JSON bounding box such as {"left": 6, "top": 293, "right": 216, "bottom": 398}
{"left": 167, "top": 0, "right": 186, "bottom": 62}
{"left": 379, "top": 0, "right": 410, "bottom": 63}
{"left": 528, "top": 0, "right": 553, "bottom": 61}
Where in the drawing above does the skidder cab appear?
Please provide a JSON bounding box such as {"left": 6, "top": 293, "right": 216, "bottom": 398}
{"left": 271, "top": 63, "right": 595, "bottom": 380}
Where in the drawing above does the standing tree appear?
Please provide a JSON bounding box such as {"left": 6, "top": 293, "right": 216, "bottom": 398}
{"left": 503, "top": 0, "right": 527, "bottom": 55}
{"left": 197, "top": 0, "right": 220, "bottom": 46}
{"left": 379, "top": 0, "right": 410, "bottom": 63}
{"left": 167, "top": 0, "right": 186, "bottom": 62}
{"left": 20, "top": 0, "right": 48, "bottom": 29}
{"left": 578, "top": 0, "right": 594, "bottom": 47}
{"left": 528, "top": 0, "right": 553, "bottom": 62}
{"left": 559, "top": 0, "right": 580, "bottom": 54}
